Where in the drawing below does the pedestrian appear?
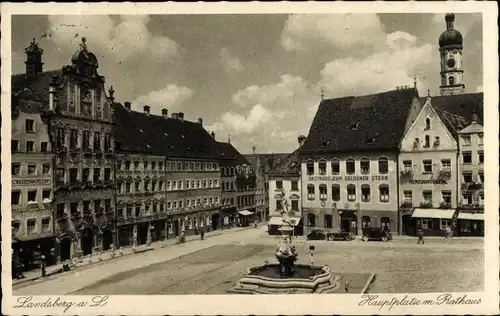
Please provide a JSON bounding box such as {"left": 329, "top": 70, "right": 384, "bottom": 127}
{"left": 40, "top": 255, "right": 47, "bottom": 277}
{"left": 345, "top": 280, "right": 350, "bottom": 293}
{"left": 417, "top": 228, "right": 424, "bottom": 244}
{"left": 200, "top": 227, "right": 205, "bottom": 240}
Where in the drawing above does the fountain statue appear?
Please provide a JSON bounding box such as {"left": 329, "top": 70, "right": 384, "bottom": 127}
{"left": 230, "top": 189, "right": 340, "bottom": 294}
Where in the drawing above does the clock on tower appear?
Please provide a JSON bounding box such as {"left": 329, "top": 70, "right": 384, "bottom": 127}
{"left": 438, "top": 13, "right": 465, "bottom": 96}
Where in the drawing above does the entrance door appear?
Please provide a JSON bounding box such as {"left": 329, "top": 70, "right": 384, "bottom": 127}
{"left": 60, "top": 238, "right": 72, "bottom": 261}
{"left": 341, "top": 219, "right": 351, "bottom": 233}
{"left": 402, "top": 215, "right": 416, "bottom": 236}
{"left": 81, "top": 228, "right": 94, "bottom": 255}
{"left": 174, "top": 219, "right": 179, "bottom": 237}
{"left": 307, "top": 214, "right": 316, "bottom": 228}
{"left": 102, "top": 230, "right": 113, "bottom": 250}
{"left": 212, "top": 214, "right": 220, "bottom": 231}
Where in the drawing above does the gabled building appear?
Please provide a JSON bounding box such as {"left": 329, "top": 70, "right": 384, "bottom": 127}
{"left": 216, "top": 139, "right": 257, "bottom": 227}
{"left": 267, "top": 136, "right": 304, "bottom": 235}
{"left": 300, "top": 88, "right": 422, "bottom": 235}
{"left": 399, "top": 96, "right": 467, "bottom": 236}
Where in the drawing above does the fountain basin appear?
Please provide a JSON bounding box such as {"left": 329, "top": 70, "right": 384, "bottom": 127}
{"left": 229, "top": 263, "right": 340, "bottom": 294}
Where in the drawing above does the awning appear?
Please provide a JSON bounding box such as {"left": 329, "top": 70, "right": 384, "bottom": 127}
{"left": 268, "top": 217, "right": 302, "bottom": 226}
{"left": 238, "top": 210, "right": 254, "bottom": 216}
{"left": 458, "top": 213, "right": 484, "bottom": 221}
{"left": 411, "top": 208, "right": 455, "bottom": 219}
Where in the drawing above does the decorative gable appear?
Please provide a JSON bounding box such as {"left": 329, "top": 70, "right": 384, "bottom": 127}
{"left": 400, "top": 98, "right": 457, "bottom": 152}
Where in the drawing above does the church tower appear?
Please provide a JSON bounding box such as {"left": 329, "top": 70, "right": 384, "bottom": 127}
{"left": 24, "top": 38, "right": 44, "bottom": 82}
{"left": 439, "top": 13, "right": 465, "bottom": 96}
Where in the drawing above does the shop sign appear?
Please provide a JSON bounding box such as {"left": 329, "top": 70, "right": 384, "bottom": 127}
{"left": 178, "top": 191, "right": 191, "bottom": 197}
{"left": 308, "top": 175, "right": 389, "bottom": 182}
{"left": 409, "top": 179, "right": 447, "bottom": 185}
{"left": 13, "top": 179, "right": 51, "bottom": 186}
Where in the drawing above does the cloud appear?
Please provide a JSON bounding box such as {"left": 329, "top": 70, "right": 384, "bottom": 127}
{"left": 220, "top": 48, "right": 244, "bottom": 73}
{"left": 132, "top": 84, "right": 194, "bottom": 114}
{"left": 219, "top": 104, "right": 274, "bottom": 134}
{"left": 281, "top": 14, "right": 386, "bottom": 53}
{"left": 47, "top": 15, "right": 180, "bottom": 61}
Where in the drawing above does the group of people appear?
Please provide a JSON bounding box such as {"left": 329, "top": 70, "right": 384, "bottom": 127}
{"left": 12, "top": 245, "right": 52, "bottom": 279}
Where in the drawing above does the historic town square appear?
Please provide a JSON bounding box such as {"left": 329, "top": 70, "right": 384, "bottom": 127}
{"left": 9, "top": 12, "right": 485, "bottom": 296}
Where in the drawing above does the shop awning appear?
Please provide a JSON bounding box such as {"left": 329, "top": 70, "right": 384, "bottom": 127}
{"left": 412, "top": 208, "right": 455, "bottom": 219}
{"left": 268, "top": 217, "right": 302, "bottom": 226}
{"left": 238, "top": 210, "right": 254, "bottom": 216}
{"left": 458, "top": 213, "right": 484, "bottom": 221}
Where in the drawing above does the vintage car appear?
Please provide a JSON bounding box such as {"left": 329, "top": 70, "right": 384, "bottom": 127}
{"left": 306, "top": 230, "right": 327, "bottom": 240}
{"left": 361, "top": 227, "right": 393, "bottom": 242}
{"left": 326, "top": 231, "right": 356, "bottom": 241}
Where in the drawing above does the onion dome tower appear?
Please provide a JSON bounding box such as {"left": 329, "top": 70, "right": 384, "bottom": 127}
{"left": 439, "top": 13, "right": 465, "bottom": 96}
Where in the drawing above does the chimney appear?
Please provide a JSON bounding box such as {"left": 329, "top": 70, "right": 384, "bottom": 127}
{"left": 298, "top": 135, "right": 306, "bottom": 147}
{"left": 178, "top": 112, "right": 184, "bottom": 121}
{"left": 171, "top": 113, "right": 179, "bottom": 119}
{"left": 124, "top": 102, "right": 131, "bottom": 111}
{"left": 198, "top": 117, "right": 203, "bottom": 126}
{"left": 162, "top": 108, "right": 168, "bottom": 119}
{"left": 48, "top": 74, "right": 58, "bottom": 111}
{"left": 211, "top": 131, "right": 215, "bottom": 139}
{"left": 143, "top": 105, "right": 150, "bottom": 116}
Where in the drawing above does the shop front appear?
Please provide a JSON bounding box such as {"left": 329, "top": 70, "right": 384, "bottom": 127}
{"left": 400, "top": 207, "right": 417, "bottom": 236}
{"left": 456, "top": 212, "right": 484, "bottom": 236}
{"left": 411, "top": 208, "right": 457, "bottom": 237}
{"left": 237, "top": 209, "right": 254, "bottom": 226}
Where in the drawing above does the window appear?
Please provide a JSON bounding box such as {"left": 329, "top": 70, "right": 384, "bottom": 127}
{"left": 69, "top": 168, "right": 78, "bottom": 184}
{"left": 94, "top": 132, "right": 101, "bottom": 150}
{"left": 381, "top": 217, "right": 390, "bottom": 230}
{"left": 202, "top": 180, "right": 207, "bottom": 188}
{"left": 378, "top": 157, "right": 388, "bottom": 174}
{"left": 462, "top": 152, "right": 472, "bottom": 164}
{"left": 462, "top": 193, "right": 473, "bottom": 205}
{"left": 56, "top": 128, "right": 65, "bottom": 148}
{"left": 379, "top": 184, "right": 389, "bottom": 202}
{"left": 125, "top": 161, "right": 131, "bottom": 170}
{"left": 12, "top": 140, "right": 19, "bottom": 151}
{"left": 276, "top": 200, "right": 283, "bottom": 210}
{"left": 12, "top": 163, "right": 21, "bottom": 175}
{"left": 159, "top": 162, "right": 164, "bottom": 171}
{"left": 347, "top": 184, "right": 356, "bottom": 201}
{"left": 307, "top": 184, "right": 315, "bottom": 200}
{"left": 82, "top": 168, "right": 90, "bottom": 182}
{"left": 331, "top": 159, "right": 340, "bottom": 175}
{"left": 56, "top": 203, "right": 65, "bottom": 218}
{"left": 27, "top": 219, "right": 36, "bottom": 235}
{"left": 307, "top": 214, "right": 316, "bottom": 227}
{"left": 434, "top": 136, "right": 440, "bottom": 147}
{"left": 478, "top": 133, "right": 483, "bottom": 145}
{"left": 424, "top": 135, "right": 430, "bottom": 148}
{"left": 306, "top": 161, "right": 314, "bottom": 175}
{"left": 42, "top": 217, "right": 50, "bottom": 232}
{"left": 478, "top": 151, "right": 484, "bottom": 164}
{"left": 403, "top": 190, "right": 412, "bottom": 203}
{"left": 479, "top": 192, "right": 484, "bottom": 205}
{"left": 448, "top": 76, "right": 455, "bottom": 85}
{"left": 422, "top": 190, "right": 433, "bottom": 204}
{"left": 360, "top": 158, "right": 370, "bottom": 174}
{"left": 26, "top": 119, "right": 35, "bottom": 132}
{"left": 319, "top": 184, "right": 327, "bottom": 200}
{"left": 362, "top": 216, "right": 371, "bottom": 228}
{"left": 92, "top": 168, "right": 100, "bottom": 182}
{"left": 151, "top": 161, "right": 156, "bottom": 170}
{"left": 324, "top": 214, "right": 333, "bottom": 228}
{"left": 12, "top": 191, "right": 21, "bottom": 205}
{"left": 478, "top": 172, "right": 484, "bottom": 183}
{"left": 318, "top": 160, "right": 327, "bottom": 175}
{"left": 289, "top": 200, "right": 298, "bottom": 211}
{"left": 104, "top": 168, "right": 111, "bottom": 181}
{"left": 421, "top": 218, "right": 433, "bottom": 230}
{"left": 27, "top": 164, "right": 37, "bottom": 175}
{"left": 462, "top": 172, "right": 473, "bottom": 183}
{"left": 70, "top": 129, "right": 78, "bottom": 148}
{"left": 291, "top": 181, "right": 298, "bottom": 191}
{"left": 422, "top": 159, "right": 433, "bottom": 173}
{"left": 402, "top": 160, "right": 412, "bottom": 171}
{"left": 441, "top": 159, "right": 451, "bottom": 171}
{"left": 214, "top": 179, "right": 219, "bottom": 187}
{"left": 425, "top": 118, "right": 431, "bottom": 130}
{"left": 125, "top": 182, "right": 132, "bottom": 193}
{"left": 331, "top": 184, "right": 340, "bottom": 201}
{"left": 276, "top": 180, "right": 283, "bottom": 189}
{"left": 41, "top": 142, "right": 48, "bottom": 152}
{"left": 440, "top": 219, "right": 452, "bottom": 230}
{"left": 361, "top": 184, "right": 371, "bottom": 202}
{"left": 346, "top": 158, "right": 355, "bottom": 175}
{"left": 186, "top": 180, "right": 190, "bottom": 189}
{"left": 461, "top": 135, "right": 471, "bottom": 146}
{"left": 26, "top": 141, "right": 35, "bottom": 152}
{"left": 82, "top": 131, "right": 90, "bottom": 149}
{"left": 56, "top": 168, "right": 65, "bottom": 184}
{"left": 441, "top": 191, "right": 452, "bottom": 204}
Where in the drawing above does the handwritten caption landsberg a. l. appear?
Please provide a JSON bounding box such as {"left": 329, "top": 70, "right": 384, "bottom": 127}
{"left": 359, "top": 293, "right": 482, "bottom": 311}
{"left": 13, "top": 295, "right": 108, "bottom": 313}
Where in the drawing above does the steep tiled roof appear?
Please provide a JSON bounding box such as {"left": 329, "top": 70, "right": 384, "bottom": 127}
{"left": 268, "top": 149, "right": 301, "bottom": 176}
{"left": 434, "top": 108, "right": 468, "bottom": 138}
{"left": 216, "top": 142, "right": 250, "bottom": 165}
{"left": 12, "top": 70, "right": 63, "bottom": 104}
{"left": 423, "top": 93, "right": 483, "bottom": 124}
{"left": 244, "top": 154, "right": 290, "bottom": 174}
{"left": 302, "top": 88, "right": 419, "bottom": 154}
{"left": 113, "top": 104, "right": 220, "bottom": 159}
{"left": 458, "top": 122, "right": 483, "bottom": 134}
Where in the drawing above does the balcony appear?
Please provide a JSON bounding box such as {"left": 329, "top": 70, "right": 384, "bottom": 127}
{"left": 439, "top": 202, "right": 452, "bottom": 209}
{"left": 400, "top": 169, "right": 413, "bottom": 177}
{"left": 459, "top": 204, "right": 484, "bottom": 212}
{"left": 461, "top": 182, "right": 483, "bottom": 191}
{"left": 400, "top": 201, "right": 413, "bottom": 208}
{"left": 69, "top": 146, "right": 81, "bottom": 156}
{"left": 419, "top": 202, "right": 433, "bottom": 209}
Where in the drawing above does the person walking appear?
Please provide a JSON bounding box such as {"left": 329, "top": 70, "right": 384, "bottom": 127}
{"left": 40, "top": 255, "right": 47, "bottom": 277}
{"left": 417, "top": 228, "right": 424, "bottom": 244}
{"left": 200, "top": 227, "right": 205, "bottom": 240}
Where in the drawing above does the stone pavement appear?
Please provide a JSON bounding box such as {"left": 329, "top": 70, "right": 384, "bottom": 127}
{"left": 12, "top": 224, "right": 262, "bottom": 289}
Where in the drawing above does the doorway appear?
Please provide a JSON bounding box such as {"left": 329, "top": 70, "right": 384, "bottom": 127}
{"left": 60, "top": 237, "right": 72, "bottom": 261}
{"left": 307, "top": 214, "right": 316, "bottom": 228}
{"left": 212, "top": 213, "right": 220, "bottom": 231}
{"left": 81, "top": 228, "right": 94, "bottom": 256}
{"left": 174, "top": 219, "right": 179, "bottom": 237}
{"left": 102, "top": 230, "right": 113, "bottom": 250}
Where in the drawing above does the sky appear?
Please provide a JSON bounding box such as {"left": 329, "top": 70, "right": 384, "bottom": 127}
{"left": 11, "top": 13, "right": 483, "bottom": 154}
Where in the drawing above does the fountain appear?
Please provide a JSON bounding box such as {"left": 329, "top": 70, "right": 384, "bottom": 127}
{"left": 230, "top": 189, "right": 340, "bottom": 294}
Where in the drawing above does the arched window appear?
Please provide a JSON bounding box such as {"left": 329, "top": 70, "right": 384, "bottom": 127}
{"left": 360, "top": 158, "right": 370, "bottom": 174}
{"left": 318, "top": 159, "right": 327, "bottom": 175}
{"left": 331, "top": 158, "right": 340, "bottom": 175}
{"left": 425, "top": 118, "right": 431, "bottom": 130}
{"left": 331, "top": 184, "right": 341, "bottom": 201}
{"left": 347, "top": 184, "right": 356, "bottom": 201}
{"left": 449, "top": 76, "right": 455, "bottom": 85}
{"left": 306, "top": 160, "right": 315, "bottom": 175}
{"left": 307, "top": 184, "right": 315, "bottom": 200}
{"left": 424, "top": 135, "right": 430, "bottom": 148}
{"left": 379, "top": 184, "right": 390, "bottom": 202}
{"left": 362, "top": 216, "right": 371, "bottom": 228}
{"left": 378, "top": 157, "right": 389, "bottom": 174}
{"left": 319, "top": 184, "right": 327, "bottom": 200}
{"left": 361, "top": 184, "right": 371, "bottom": 202}
{"left": 346, "top": 158, "right": 356, "bottom": 175}
{"left": 381, "top": 217, "right": 391, "bottom": 230}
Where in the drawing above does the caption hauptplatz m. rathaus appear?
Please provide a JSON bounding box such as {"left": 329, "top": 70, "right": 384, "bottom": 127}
{"left": 10, "top": 13, "right": 485, "bottom": 273}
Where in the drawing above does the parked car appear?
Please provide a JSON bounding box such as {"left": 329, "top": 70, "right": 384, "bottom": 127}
{"left": 326, "top": 231, "right": 355, "bottom": 241}
{"left": 361, "top": 227, "right": 392, "bottom": 242}
{"left": 306, "top": 230, "right": 326, "bottom": 240}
